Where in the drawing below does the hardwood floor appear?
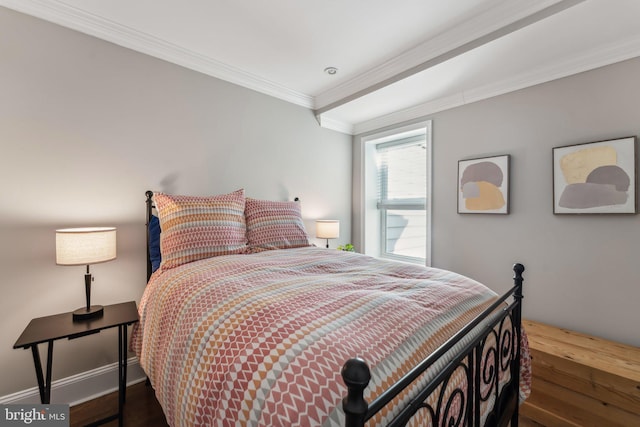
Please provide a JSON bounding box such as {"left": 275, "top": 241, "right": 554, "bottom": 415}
{"left": 70, "top": 381, "right": 168, "bottom": 427}
{"left": 519, "top": 416, "right": 545, "bottom": 427}
{"left": 69, "top": 381, "right": 545, "bottom": 426}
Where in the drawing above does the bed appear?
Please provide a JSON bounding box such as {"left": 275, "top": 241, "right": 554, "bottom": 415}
{"left": 132, "top": 189, "right": 530, "bottom": 427}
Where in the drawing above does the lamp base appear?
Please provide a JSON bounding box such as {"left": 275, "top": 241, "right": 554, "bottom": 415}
{"left": 72, "top": 305, "right": 104, "bottom": 321}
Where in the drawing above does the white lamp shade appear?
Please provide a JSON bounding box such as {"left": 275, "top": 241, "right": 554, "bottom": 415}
{"left": 316, "top": 220, "right": 340, "bottom": 239}
{"left": 56, "top": 227, "right": 117, "bottom": 265}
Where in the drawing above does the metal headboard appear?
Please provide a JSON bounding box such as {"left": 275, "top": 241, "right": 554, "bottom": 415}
{"left": 145, "top": 190, "right": 154, "bottom": 282}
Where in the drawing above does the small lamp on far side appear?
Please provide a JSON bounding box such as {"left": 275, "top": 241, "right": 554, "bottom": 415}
{"left": 316, "top": 220, "right": 339, "bottom": 248}
{"left": 56, "top": 227, "right": 116, "bottom": 321}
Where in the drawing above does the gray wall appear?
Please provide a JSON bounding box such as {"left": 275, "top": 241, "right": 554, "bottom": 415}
{"left": 0, "top": 7, "right": 351, "bottom": 398}
{"left": 355, "top": 57, "right": 640, "bottom": 347}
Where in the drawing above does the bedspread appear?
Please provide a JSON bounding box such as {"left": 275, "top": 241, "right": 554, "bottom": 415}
{"left": 131, "top": 247, "right": 530, "bottom": 426}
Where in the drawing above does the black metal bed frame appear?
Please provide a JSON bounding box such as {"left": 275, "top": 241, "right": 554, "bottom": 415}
{"left": 144, "top": 190, "right": 525, "bottom": 427}
{"left": 341, "top": 264, "right": 524, "bottom": 427}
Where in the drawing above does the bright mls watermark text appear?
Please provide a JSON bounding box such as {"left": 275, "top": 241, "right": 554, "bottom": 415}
{"left": 0, "top": 405, "right": 68, "bottom": 426}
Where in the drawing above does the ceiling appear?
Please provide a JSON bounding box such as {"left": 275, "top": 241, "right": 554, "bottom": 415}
{"left": 2, "top": 0, "right": 640, "bottom": 135}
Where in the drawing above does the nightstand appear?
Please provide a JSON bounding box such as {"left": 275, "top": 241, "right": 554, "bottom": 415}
{"left": 14, "top": 301, "right": 139, "bottom": 427}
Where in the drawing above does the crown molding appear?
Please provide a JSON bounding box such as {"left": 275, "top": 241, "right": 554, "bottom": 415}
{"left": 0, "top": 0, "right": 582, "bottom": 117}
{"left": 349, "top": 35, "right": 640, "bottom": 136}
{"left": 313, "top": 0, "right": 585, "bottom": 114}
{"left": 0, "top": 0, "right": 315, "bottom": 109}
{"left": 3, "top": 0, "right": 637, "bottom": 137}
{"left": 315, "top": 114, "right": 355, "bottom": 135}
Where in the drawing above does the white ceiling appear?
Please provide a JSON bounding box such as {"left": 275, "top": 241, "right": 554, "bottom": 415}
{"left": 2, "top": 0, "right": 640, "bottom": 134}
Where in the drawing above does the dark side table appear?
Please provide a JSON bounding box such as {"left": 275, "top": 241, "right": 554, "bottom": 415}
{"left": 13, "top": 301, "right": 139, "bottom": 426}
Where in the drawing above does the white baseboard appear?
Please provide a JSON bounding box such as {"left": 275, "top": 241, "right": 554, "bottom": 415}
{"left": 0, "top": 357, "right": 147, "bottom": 406}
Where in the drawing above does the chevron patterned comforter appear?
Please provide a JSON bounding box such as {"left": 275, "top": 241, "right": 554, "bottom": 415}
{"left": 131, "top": 247, "right": 530, "bottom": 426}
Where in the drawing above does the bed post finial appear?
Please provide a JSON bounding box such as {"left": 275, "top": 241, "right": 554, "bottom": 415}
{"left": 513, "top": 263, "right": 524, "bottom": 292}
{"left": 512, "top": 262, "right": 525, "bottom": 311}
{"left": 342, "top": 357, "right": 370, "bottom": 427}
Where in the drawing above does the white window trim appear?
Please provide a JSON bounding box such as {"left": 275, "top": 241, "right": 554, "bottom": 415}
{"left": 357, "top": 120, "right": 433, "bottom": 266}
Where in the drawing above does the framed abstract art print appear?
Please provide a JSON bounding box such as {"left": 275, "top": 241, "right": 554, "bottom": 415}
{"left": 458, "top": 154, "right": 510, "bottom": 214}
{"left": 553, "top": 137, "right": 637, "bottom": 214}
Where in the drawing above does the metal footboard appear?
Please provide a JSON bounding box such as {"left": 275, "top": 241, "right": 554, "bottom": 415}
{"left": 342, "top": 264, "right": 525, "bottom": 427}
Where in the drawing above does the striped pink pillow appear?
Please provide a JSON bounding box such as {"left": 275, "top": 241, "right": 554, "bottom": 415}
{"left": 154, "top": 190, "right": 247, "bottom": 270}
{"left": 245, "top": 198, "right": 312, "bottom": 252}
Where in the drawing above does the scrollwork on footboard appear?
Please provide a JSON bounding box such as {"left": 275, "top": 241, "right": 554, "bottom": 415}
{"left": 475, "top": 312, "right": 519, "bottom": 427}
{"left": 342, "top": 263, "right": 525, "bottom": 427}
{"left": 414, "top": 361, "right": 471, "bottom": 427}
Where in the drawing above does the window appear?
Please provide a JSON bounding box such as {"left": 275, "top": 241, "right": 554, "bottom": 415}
{"left": 359, "top": 121, "right": 432, "bottom": 265}
{"left": 377, "top": 137, "right": 427, "bottom": 262}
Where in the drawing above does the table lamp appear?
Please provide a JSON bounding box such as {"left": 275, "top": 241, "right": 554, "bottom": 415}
{"left": 316, "top": 220, "right": 339, "bottom": 248}
{"left": 56, "top": 227, "right": 116, "bottom": 321}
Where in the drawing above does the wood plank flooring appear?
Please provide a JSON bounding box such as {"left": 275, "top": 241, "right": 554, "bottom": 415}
{"left": 70, "top": 381, "right": 168, "bottom": 427}
{"left": 69, "top": 381, "right": 545, "bottom": 426}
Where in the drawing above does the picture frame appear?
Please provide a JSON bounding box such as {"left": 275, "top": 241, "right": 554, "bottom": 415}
{"left": 553, "top": 136, "right": 637, "bottom": 214}
{"left": 458, "top": 154, "right": 510, "bottom": 214}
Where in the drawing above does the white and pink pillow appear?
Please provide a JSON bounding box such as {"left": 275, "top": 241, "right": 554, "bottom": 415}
{"left": 245, "top": 198, "right": 312, "bottom": 253}
{"left": 154, "top": 190, "right": 248, "bottom": 270}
